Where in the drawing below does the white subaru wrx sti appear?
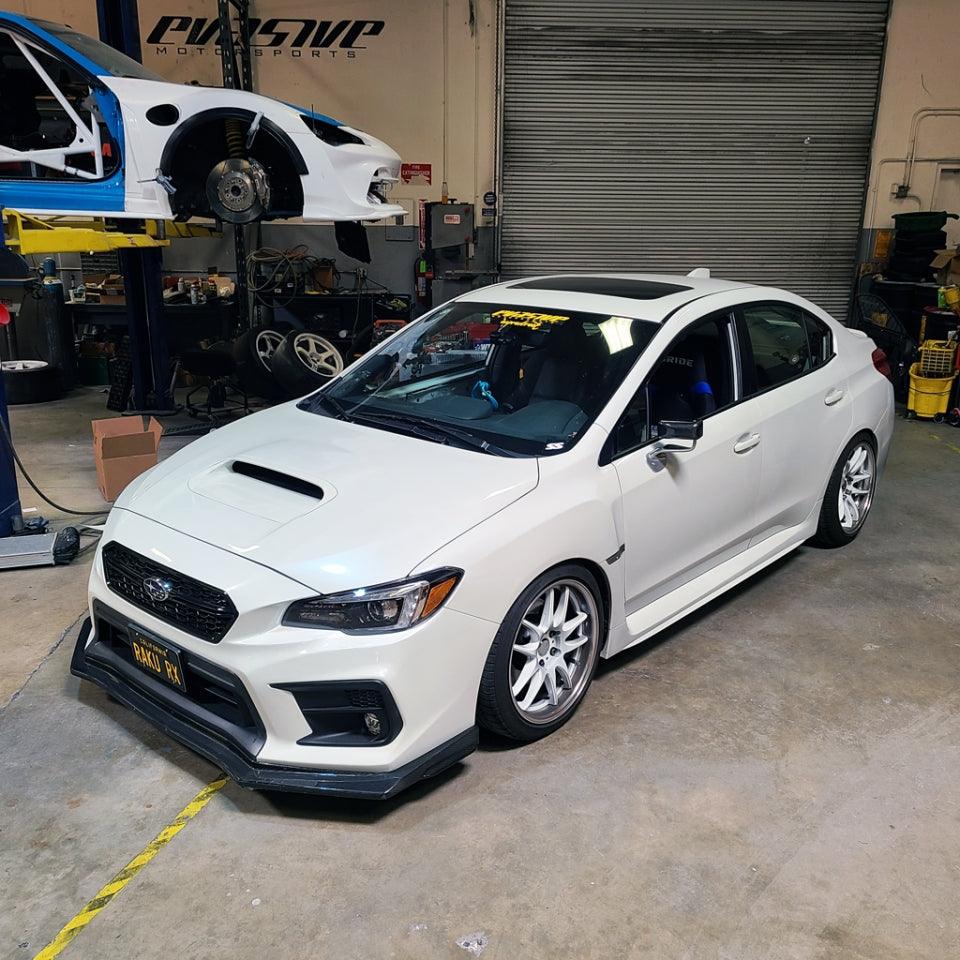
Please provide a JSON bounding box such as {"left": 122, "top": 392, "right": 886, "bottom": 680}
{"left": 73, "top": 274, "right": 894, "bottom": 799}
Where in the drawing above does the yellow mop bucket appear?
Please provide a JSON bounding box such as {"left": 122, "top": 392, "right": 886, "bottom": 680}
{"left": 907, "top": 363, "right": 957, "bottom": 418}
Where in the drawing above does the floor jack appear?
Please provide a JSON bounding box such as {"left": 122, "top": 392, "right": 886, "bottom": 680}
{"left": 0, "top": 250, "right": 80, "bottom": 570}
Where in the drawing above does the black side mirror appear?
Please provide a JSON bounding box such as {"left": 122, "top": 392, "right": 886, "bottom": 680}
{"left": 647, "top": 419, "right": 702, "bottom": 473}
{"left": 657, "top": 419, "right": 703, "bottom": 442}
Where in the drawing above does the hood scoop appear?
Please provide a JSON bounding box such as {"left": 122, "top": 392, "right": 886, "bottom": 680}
{"left": 231, "top": 460, "right": 324, "bottom": 500}
{"left": 185, "top": 457, "right": 335, "bottom": 526}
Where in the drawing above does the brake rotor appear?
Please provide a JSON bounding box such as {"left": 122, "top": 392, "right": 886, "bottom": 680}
{"left": 205, "top": 158, "right": 270, "bottom": 223}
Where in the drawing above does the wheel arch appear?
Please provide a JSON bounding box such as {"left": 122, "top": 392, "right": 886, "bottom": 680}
{"left": 159, "top": 108, "right": 307, "bottom": 175}
{"left": 159, "top": 108, "right": 306, "bottom": 218}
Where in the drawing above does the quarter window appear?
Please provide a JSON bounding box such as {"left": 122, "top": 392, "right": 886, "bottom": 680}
{"left": 803, "top": 311, "right": 834, "bottom": 368}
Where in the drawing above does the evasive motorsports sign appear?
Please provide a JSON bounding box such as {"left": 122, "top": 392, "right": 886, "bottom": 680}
{"left": 146, "top": 16, "right": 385, "bottom": 59}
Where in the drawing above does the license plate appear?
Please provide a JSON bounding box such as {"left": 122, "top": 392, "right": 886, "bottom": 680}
{"left": 128, "top": 627, "right": 186, "bottom": 692}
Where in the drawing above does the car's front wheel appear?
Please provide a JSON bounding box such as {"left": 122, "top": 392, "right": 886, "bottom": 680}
{"left": 812, "top": 433, "right": 878, "bottom": 548}
{"left": 477, "top": 565, "right": 603, "bottom": 741}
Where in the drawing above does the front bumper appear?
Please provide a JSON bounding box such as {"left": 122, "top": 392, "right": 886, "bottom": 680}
{"left": 77, "top": 512, "right": 496, "bottom": 798}
{"left": 71, "top": 616, "right": 478, "bottom": 799}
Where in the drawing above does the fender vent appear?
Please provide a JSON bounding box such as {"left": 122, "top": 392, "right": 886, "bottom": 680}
{"left": 146, "top": 104, "right": 180, "bottom": 126}
{"left": 231, "top": 461, "right": 324, "bottom": 500}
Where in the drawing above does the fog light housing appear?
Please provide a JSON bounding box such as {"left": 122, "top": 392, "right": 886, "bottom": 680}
{"left": 272, "top": 680, "right": 401, "bottom": 746}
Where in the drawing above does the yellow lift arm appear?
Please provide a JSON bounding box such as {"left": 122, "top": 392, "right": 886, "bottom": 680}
{"left": 0, "top": 209, "right": 220, "bottom": 255}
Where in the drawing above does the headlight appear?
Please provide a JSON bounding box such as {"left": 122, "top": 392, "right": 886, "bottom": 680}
{"left": 283, "top": 568, "right": 462, "bottom": 632}
{"left": 300, "top": 114, "right": 364, "bottom": 146}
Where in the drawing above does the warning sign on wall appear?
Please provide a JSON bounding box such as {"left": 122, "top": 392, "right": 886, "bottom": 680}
{"left": 401, "top": 163, "right": 432, "bottom": 185}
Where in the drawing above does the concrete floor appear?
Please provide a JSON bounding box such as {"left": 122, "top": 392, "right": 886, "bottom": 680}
{"left": 1, "top": 389, "right": 959, "bottom": 960}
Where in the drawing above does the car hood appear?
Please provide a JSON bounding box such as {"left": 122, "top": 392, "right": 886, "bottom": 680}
{"left": 116, "top": 404, "right": 539, "bottom": 594}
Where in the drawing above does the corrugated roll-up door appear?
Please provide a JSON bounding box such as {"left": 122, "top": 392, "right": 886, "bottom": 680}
{"left": 500, "top": 0, "right": 889, "bottom": 319}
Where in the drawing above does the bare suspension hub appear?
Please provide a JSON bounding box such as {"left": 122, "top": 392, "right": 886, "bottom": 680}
{"left": 205, "top": 158, "right": 270, "bottom": 224}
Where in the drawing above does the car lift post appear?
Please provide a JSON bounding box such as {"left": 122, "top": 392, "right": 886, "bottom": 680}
{"left": 218, "top": 0, "right": 253, "bottom": 332}
{"left": 97, "top": 0, "right": 174, "bottom": 411}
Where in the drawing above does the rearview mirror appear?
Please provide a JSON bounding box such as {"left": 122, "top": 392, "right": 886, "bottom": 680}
{"left": 647, "top": 419, "right": 702, "bottom": 472}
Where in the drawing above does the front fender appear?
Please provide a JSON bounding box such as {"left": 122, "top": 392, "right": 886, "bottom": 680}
{"left": 412, "top": 444, "right": 625, "bottom": 652}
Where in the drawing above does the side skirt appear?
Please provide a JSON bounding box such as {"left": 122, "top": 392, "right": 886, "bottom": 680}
{"left": 614, "top": 519, "right": 815, "bottom": 655}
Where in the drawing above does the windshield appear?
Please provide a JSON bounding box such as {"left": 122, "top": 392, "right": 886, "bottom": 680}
{"left": 30, "top": 19, "right": 164, "bottom": 81}
{"left": 301, "top": 300, "right": 658, "bottom": 457}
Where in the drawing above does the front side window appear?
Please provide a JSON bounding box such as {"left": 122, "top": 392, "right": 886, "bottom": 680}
{"left": 0, "top": 27, "right": 118, "bottom": 181}
{"left": 301, "top": 301, "right": 659, "bottom": 456}
{"left": 612, "top": 313, "right": 736, "bottom": 457}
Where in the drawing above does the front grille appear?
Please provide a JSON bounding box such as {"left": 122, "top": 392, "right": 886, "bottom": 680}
{"left": 102, "top": 541, "right": 238, "bottom": 643}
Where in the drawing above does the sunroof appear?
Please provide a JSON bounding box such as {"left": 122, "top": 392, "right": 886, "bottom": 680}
{"left": 509, "top": 276, "right": 692, "bottom": 299}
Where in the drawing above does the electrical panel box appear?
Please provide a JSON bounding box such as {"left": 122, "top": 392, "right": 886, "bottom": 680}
{"left": 428, "top": 203, "right": 474, "bottom": 249}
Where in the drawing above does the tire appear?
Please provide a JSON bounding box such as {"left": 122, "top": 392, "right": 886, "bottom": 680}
{"left": 270, "top": 331, "right": 344, "bottom": 398}
{"left": 477, "top": 564, "right": 604, "bottom": 742}
{"left": 1, "top": 360, "right": 62, "bottom": 404}
{"left": 812, "top": 433, "right": 878, "bottom": 548}
{"left": 231, "top": 326, "right": 285, "bottom": 399}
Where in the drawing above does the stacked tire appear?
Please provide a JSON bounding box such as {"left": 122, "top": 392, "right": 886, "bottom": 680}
{"left": 1, "top": 359, "right": 63, "bottom": 405}
{"left": 269, "top": 331, "right": 344, "bottom": 397}
{"left": 230, "top": 326, "right": 344, "bottom": 400}
{"left": 232, "top": 326, "right": 286, "bottom": 400}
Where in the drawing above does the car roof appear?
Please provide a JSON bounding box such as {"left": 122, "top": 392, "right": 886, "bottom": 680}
{"left": 457, "top": 273, "right": 754, "bottom": 323}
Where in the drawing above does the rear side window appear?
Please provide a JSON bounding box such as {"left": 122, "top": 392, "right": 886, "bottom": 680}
{"left": 740, "top": 302, "right": 811, "bottom": 390}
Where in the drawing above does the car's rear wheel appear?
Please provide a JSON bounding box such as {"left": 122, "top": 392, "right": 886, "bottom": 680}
{"left": 812, "top": 433, "right": 877, "bottom": 548}
{"left": 477, "top": 565, "right": 603, "bottom": 741}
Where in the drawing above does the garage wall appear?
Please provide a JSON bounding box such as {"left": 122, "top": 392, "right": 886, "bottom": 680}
{"left": 499, "top": 0, "right": 889, "bottom": 320}
{"left": 4, "top": 0, "right": 99, "bottom": 36}
{"left": 864, "top": 0, "right": 960, "bottom": 247}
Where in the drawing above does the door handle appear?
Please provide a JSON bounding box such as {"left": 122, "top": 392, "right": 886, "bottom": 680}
{"left": 824, "top": 388, "right": 845, "bottom": 406}
{"left": 733, "top": 433, "right": 760, "bottom": 454}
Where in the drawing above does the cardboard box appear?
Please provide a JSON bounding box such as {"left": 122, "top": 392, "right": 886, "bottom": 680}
{"left": 930, "top": 249, "right": 960, "bottom": 285}
{"left": 91, "top": 416, "right": 163, "bottom": 501}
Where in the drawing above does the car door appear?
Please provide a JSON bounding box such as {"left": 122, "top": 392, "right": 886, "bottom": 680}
{"left": 734, "top": 300, "right": 852, "bottom": 542}
{"left": 608, "top": 309, "right": 764, "bottom": 636}
{"left": 0, "top": 20, "right": 125, "bottom": 215}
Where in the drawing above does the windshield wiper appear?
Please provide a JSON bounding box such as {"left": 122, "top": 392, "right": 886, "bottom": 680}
{"left": 350, "top": 410, "right": 521, "bottom": 457}
{"left": 310, "top": 392, "right": 354, "bottom": 422}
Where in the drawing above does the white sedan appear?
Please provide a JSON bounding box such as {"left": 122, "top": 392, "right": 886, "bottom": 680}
{"left": 0, "top": 13, "right": 402, "bottom": 226}
{"left": 72, "top": 273, "right": 894, "bottom": 798}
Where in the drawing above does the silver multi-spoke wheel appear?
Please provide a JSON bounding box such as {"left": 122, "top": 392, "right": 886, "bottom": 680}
{"left": 293, "top": 332, "right": 343, "bottom": 377}
{"left": 510, "top": 579, "right": 599, "bottom": 725}
{"left": 837, "top": 441, "right": 875, "bottom": 533}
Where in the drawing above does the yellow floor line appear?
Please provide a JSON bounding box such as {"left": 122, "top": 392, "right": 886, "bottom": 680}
{"left": 928, "top": 431, "right": 960, "bottom": 456}
{"left": 32, "top": 777, "right": 228, "bottom": 960}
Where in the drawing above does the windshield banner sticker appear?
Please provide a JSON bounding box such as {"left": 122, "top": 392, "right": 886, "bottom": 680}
{"left": 492, "top": 309, "right": 570, "bottom": 331}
